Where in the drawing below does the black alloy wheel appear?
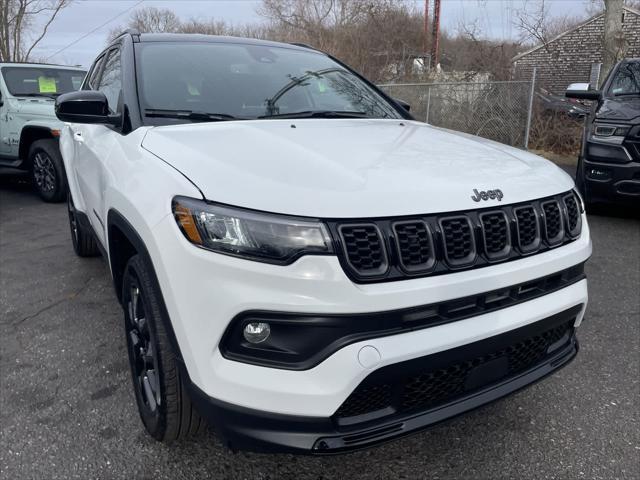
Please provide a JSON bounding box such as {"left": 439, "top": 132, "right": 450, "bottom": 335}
{"left": 28, "top": 139, "right": 68, "bottom": 202}
{"left": 32, "top": 150, "right": 56, "bottom": 194}
{"left": 125, "top": 275, "right": 162, "bottom": 424}
{"left": 122, "top": 255, "right": 206, "bottom": 441}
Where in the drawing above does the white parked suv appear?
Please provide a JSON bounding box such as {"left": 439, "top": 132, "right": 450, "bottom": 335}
{"left": 56, "top": 32, "right": 591, "bottom": 453}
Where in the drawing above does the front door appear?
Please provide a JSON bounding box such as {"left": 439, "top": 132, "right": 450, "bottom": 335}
{"left": 72, "top": 47, "right": 123, "bottom": 246}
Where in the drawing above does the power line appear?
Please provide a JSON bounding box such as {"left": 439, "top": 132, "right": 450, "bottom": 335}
{"left": 45, "top": 0, "right": 145, "bottom": 60}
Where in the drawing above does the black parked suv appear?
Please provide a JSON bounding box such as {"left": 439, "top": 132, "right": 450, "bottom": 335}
{"left": 566, "top": 58, "right": 640, "bottom": 208}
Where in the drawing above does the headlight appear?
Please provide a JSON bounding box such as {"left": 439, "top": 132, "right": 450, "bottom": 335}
{"left": 589, "top": 123, "right": 630, "bottom": 145}
{"left": 172, "top": 196, "right": 333, "bottom": 264}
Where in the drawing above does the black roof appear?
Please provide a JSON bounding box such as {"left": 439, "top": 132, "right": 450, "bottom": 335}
{"left": 0, "top": 61, "right": 85, "bottom": 69}
{"left": 131, "top": 32, "right": 318, "bottom": 53}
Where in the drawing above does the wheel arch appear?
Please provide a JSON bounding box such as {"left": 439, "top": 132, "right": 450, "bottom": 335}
{"left": 19, "top": 125, "right": 59, "bottom": 164}
{"left": 107, "top": 209, "right": 185, "bottom": 364}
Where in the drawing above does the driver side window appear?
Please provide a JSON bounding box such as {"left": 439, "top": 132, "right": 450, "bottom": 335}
{"left": 84, "top": 54, "right": 105, "bottom": 90}
{"left": 96, "top": 48, "right": 122, "bottom": 113}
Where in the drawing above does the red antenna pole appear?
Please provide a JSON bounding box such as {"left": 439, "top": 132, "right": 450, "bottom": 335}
{"left": 431, "top": 0, "right": 441, "bottom": 68}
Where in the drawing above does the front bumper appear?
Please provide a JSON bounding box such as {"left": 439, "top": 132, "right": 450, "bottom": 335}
{"left": 149, "top": 212, "right": 590, "bottom": 419}
{"left": 582, "top": 142, "right": 640, "bottom": 205}
{"left": 187, "top": 305, "right": 581, "bottom": 453}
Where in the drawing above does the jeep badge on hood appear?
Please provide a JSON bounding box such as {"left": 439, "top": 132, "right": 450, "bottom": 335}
{"left": 471, "top": 188, "right": 504, "bottom": 202}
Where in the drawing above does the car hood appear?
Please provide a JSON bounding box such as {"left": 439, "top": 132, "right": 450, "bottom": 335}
{"left": 595, "top": 96, "right": 640, "bottom": 122}
{"left": 7, "top": 97, "right": 57, "bottom": 118}
{"left": 142, "top": 119, "right": 574, "bottom": 218}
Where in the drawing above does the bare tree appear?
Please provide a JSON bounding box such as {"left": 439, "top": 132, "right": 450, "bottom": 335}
{"left": 127, "top": 6, "right": 180, "bottom": 34}
{"left": 452, "top": 21, "right": 522, "bottom": 80}
{"left": 109, "top": 7, "right": 182, "bottom": 40}
{"left": 258, "top": 0, "right": 425, "bottom": 82}
{"left": 601, "top": 0, "right": 625, "bottom": 84}
{"left": 0, "top": 0, "right": 70, "bottom": 62}
{"left": 109, "top": 6, "right": 239, "bottom": 41}
{"left": 515, "top": 0, "right": 586, "bottom": 53}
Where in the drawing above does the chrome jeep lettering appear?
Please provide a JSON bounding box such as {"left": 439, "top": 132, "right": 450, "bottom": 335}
{"left": 471, "top": 188, "right": 503, "bottom": 202}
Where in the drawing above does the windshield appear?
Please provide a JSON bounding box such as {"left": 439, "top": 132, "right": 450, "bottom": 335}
{"left": 135, "top": 42, "right": 402, "bottom": 122}
{"left": 609, "top": 62, "right": 640, "bottom": 96}
{"left": 1, "top": 66, "right": 86, "bottom": 97}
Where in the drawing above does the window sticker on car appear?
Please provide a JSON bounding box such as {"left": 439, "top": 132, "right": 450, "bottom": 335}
{"left": 38, "top": 76, "right": 57, "bottom": 93}
{"left": 187, "top": 84, "right": 200, "bottom": 96}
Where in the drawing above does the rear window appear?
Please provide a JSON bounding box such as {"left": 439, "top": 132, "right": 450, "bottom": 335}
{"left": 1, "top": 67, "right": 86, "bottom": 97}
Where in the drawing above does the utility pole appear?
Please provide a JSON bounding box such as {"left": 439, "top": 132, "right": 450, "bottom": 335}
{"left": 601, "top": 0, "right": 624, "bottom": 86}
{"left": 423, "top": 0, "right": 429, "bottom": 56}
{"left": 431, "top": 0, "right": 441, "bottom": 70}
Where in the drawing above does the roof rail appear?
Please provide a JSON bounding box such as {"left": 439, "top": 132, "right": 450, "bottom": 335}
{"left": 112, "top": 28, "right": 141, "bottom": 40}
{"left": 289, "top": 42, "right": 316, "bottom": 50}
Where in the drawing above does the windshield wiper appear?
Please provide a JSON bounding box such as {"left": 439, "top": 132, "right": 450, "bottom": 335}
{"left": 259, "top": 110, "right": 370, "bottom": 119}
{"left": 13, "top": 92, "right": 58, "bottom": 99}
{"left": 613, "top": 92, "right": 640, "bottom": 97}
{"left": 144, "top": 109, "right": 241, "bottom": 122}
{"left": 264, "top": 68, "right": 346, "bottom": 116}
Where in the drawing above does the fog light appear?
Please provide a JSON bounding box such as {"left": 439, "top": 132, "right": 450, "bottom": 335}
{"left": 243, "top": 322, "right": 271, "bottom": 344}
{"left": 587, "top": 168, "right": 611, "bottom": 181}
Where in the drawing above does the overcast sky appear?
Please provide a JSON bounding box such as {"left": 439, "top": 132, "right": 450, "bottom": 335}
{"left": 32, "top": 0, "right": 594, "bottom": 68}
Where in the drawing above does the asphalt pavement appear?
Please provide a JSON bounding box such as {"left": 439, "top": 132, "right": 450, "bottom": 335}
{"left": 1, "top": 174, "right": 638, "bottom": 480}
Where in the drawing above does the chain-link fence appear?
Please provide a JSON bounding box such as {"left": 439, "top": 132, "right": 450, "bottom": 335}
{"left": 380, "top": 77, "right": 536, "bottom": 148}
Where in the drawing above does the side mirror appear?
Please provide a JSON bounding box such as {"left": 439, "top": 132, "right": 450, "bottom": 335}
{"left": 394, "top": 97, "right": 411, "bottom": 112}
{"left": 565, "top": 83, "right": 601, "bottom": 101}
{"left": 55, "top": 90, "right": 121, "bottom": 125}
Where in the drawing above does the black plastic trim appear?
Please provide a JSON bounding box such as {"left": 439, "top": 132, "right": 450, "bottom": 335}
{"left": 219, "top": 263, "right": 586, "bottom": 370}
{"left": 337, "top": 223, "right": 389, "bottom": 278}
{"left": 541, "top": 200, "right": 565, "bottom": 247}
{"left": 333, "top": 304, "right": 581, "bottom": 425}
{"left": 562, "top": 193, "right": 582, "bottom": 239}
{"left": 579, "top": 156, "right": 640, "bottom": 206}
{"left": 478, "top": 210, "right": 512, "bottom": 261}
{"left": 513, "top": 205, "right": 542, "bottom": 254}
{"left": 191, "top": 306, "right": 581, "bottom": 454}
{"left": 326, "top": 190, "right": 581, "bottom": 284}
{"left": 392, "top": 219, "right": 436, "bottom": 274}
{"left": 438, "top": 215, "right": 477, "bottom": 267}
{"left": 106, "top": 209, "right": 185, "bottom": 364}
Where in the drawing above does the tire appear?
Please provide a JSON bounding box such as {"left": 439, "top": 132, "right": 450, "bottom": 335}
{"left": 67, "top": 194, "right": 99, "bottom": 257}
{"left": 122, "top": 254, "right": 207, "bottom": 442}
{"left": 29, "top": 138, "right": 68, "bottom": 203}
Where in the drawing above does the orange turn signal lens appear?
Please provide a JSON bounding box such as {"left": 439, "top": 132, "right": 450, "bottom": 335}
{"left": 174, "top": 203, "right": 203, "bottom": 244}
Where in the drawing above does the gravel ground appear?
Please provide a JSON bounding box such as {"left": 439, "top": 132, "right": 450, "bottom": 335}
{"left": 1, "top": 174, "right": 639, "bottom": 480}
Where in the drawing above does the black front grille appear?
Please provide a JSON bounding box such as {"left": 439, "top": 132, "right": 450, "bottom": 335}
{"left": 393, "top": 221, "right": 435, "bottom": 273}
{"left": 479, "top": 211, "right": 510, "bottom": 259}
{"left": 440, "top": 216, "right": 475, "bottom": 266}
{"left": 339, "top": 224, "right": 387, "bottom": 276}
{"left": 563, "top": 194, "right": 581, "bottom": 237}
{"left": 335, "top": 384, "right": 392, "bottom": 418}
{"left": 542, "top": 200, "right": 564, "bottom": 245}
{"left": 330, "top": 191, "right": 581, "bottom": 283}
{"left": 335, "top": 313, "right": 577, "bottom": 421}
{"left": 401, "top": 321, "right": 570, "bottom": 412}
{"left": 514, "top": 206, "right": 540, "bottom": 252}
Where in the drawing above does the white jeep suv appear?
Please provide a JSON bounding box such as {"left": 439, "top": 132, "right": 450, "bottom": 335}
{"left": 56, "top": 32, "right": 591, "bottom": 453}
